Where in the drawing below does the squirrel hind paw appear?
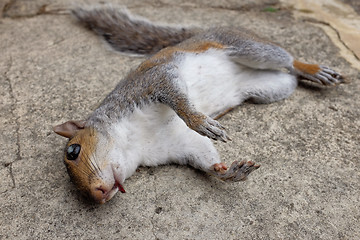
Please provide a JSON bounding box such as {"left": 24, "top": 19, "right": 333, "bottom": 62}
{"left": 311, "top": 66, "right": 343, "bottom": 86}
{"left": 319, "top": 66, "right": 347, "bottom": 84}
{"left": 210, "top": 160, "right": 260, "bottom": 182}
{"left": 226, "top": 160, "right": 260, "bottom": 182}
{"left": 300, "top": 66, "right": 345, "bottom": 86}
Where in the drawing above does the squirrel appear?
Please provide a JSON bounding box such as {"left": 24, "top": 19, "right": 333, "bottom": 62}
{"left": 53, "top": 5, "right": 344, "bottom": 204}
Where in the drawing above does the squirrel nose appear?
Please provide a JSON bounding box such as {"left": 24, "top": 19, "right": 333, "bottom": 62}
{"left": 92, "top": 185, "right": 112, "bottom": 204}
{"left": 96, "top": 186, "right": 107, "bottom": 195}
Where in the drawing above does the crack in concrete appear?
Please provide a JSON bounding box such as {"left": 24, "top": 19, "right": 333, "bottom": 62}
{"left": 280, "top": 0, "right": 360, "bottom": 70}
{"left": 8, "top": 163, "right": 16, "bottom": 189}
{"left": 4, "top": 57, "right": 20, "bottom": 189}
{"left": 2, "top": 3, "right": 70, "bottom": 19}
{"left": 1, "top": 0, "right": 16, "bottom": 17}
{"left": 303, "top": 18, "right": 360, "bottom": 62}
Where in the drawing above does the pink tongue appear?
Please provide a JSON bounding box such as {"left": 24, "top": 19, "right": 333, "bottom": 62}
{"left": 118, "top": 183, "right": 126, "bottom": 193}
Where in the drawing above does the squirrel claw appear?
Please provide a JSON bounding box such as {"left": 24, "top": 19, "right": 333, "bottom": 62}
{"left": 210, "top": 160, "right": 260, "bottom": 182}
{"left": 196, "top": 116, "right": 230, "bottom": 142}
{"left": 316, "top": 66, "right": 344, "bottom": 85}
{"left": 300, "top": 66, "right": 344, "bottom": 86}
{"left": 321, "top": 66, "right": 348, "bottom": 84}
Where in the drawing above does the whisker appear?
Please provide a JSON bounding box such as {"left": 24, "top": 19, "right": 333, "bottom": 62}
{"left": 90, "top": 129, "right": 103, "bottom": 174}
{"left": 92, "top": 154, "right": 103, "bottom": 174}
{"left": 80, "top": 150, "right": 97, "bottom": 176}
{"left": 77, "top": 165, "right": 92, "bottom": 177}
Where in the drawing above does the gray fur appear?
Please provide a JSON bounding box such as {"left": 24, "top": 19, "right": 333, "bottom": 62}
{"left": 75, "top": 5, "right": 343, "bottom": 140}
{"left": 86, "top": 56, "right": 186, "bottom": 128}
{"left": 86, "top": 51, "right": 226, "bottom": 139}
{"left": 72, "top": 5, "right": 196, "bottom": 55}
{"left": 84, "top": 25, "right": 294, "bottom": 131}
{"left": 179, "top": 27, "right": 294, "bottom": 69}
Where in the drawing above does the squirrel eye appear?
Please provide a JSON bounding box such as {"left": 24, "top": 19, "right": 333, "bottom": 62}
{"left": 66, "top": 144, "right": 81, "bottom": 160}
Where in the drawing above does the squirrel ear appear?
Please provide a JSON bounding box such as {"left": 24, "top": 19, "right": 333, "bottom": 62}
{"left": 53, "top": 120, "right": 86, "bottom": 138}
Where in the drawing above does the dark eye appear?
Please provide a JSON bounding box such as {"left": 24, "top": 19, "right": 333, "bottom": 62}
{"left": 66, "top": 144, "right": 81, "bottom": 160}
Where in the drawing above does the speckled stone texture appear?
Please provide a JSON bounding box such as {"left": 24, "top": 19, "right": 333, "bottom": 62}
{"left": 1, "top": 0, "right": 359, "bottom": 239}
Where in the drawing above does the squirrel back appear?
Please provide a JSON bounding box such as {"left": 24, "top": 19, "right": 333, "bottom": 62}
{"left": 72, "top": 5, "right": 196, "bottom": 55}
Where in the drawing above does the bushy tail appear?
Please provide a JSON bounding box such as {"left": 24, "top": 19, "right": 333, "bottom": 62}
{"left": 72, "top": 5, "right": 196, "bottom": 55}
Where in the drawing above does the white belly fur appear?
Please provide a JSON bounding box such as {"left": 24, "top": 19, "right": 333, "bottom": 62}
{"left": 108, "top": 103, "right": 219, "bottom": 179}
{"left": 107, "top": 49, "right": 297, "bottom": 180}
{"left": 180, "top": 49, "right": 297, "bottom": 113}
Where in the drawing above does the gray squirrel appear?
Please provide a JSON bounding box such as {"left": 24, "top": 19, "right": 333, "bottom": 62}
{"left": 53, "top": 5, "right": 344, "bottom": 204}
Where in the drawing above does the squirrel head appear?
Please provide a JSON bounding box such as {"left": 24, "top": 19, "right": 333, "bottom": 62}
{"left": 53, "top": 120, "right": 125, "bottom": 204}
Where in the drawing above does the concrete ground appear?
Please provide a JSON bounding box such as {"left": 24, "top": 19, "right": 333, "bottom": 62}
{"left": 1, "top": 0, "right": 359, "bottom": 239}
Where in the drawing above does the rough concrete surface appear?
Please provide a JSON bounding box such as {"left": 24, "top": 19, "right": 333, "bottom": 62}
{"left": 1, "top": 0, "right": 359, "bottom": 239}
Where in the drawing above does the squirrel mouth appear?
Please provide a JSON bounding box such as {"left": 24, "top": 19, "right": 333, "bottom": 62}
{"left": 115, "top": 181, "right": 126, "bottom": 193}
{"left": 112, "top": 165, "right": 125, "bottom": 192}
{"left": 101, "top": 164, "right": 126, "bottom": 203}
{"left": 103, "top": 181, "right": 126, "bottom": 203}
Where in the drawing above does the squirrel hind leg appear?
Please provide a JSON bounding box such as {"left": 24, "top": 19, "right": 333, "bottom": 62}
{"left": 292, "top": 60, "right": 345, "bottom": 86}
{"left": 209, "top": 161, "right": 260, "bottom": 182}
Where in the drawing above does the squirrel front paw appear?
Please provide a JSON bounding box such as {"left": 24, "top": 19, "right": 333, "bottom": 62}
{"left": 210, "top": 161, "right": 260, "bottom": 182}
{"left": 187, "top": 114, "right": 230, "bottom": 142}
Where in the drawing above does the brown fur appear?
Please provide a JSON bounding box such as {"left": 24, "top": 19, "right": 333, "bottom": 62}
{"left": 64, "top": 128, "right": 100, "bottom": 194}
{"left": 138, "top": 41, "right": 224, "bottom": 72}
{"left": 293, "top": 60, "right": 320, "bottom": 75}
